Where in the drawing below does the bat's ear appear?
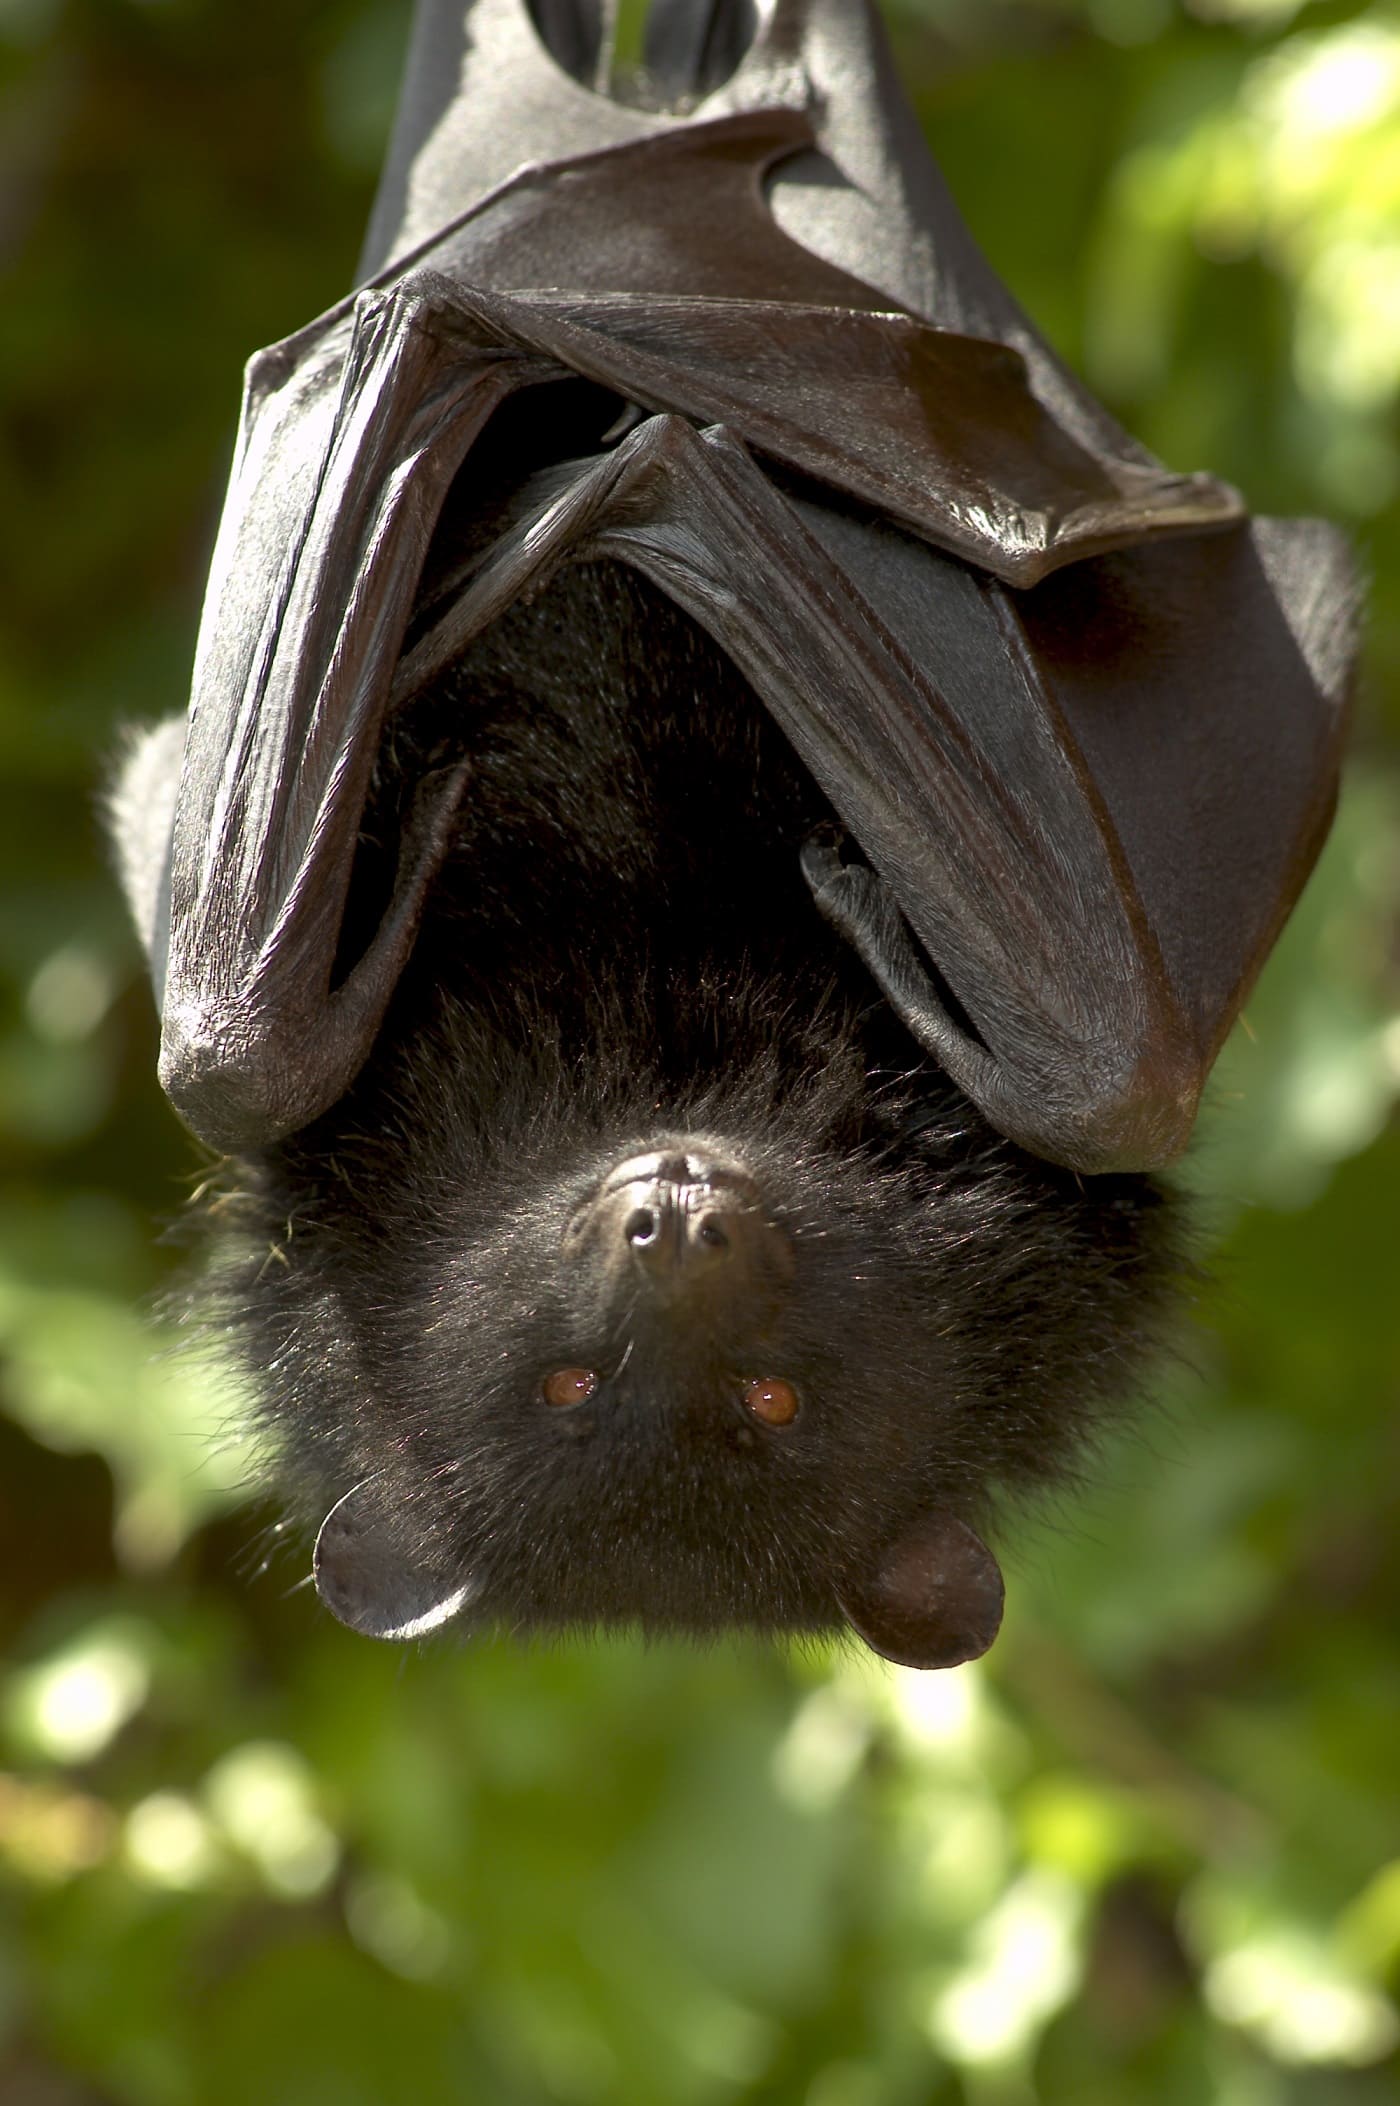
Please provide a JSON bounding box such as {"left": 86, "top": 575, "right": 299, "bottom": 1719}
{"left": 313, "top": 1484, "right": 478, "bottom": 1641}
{"left": 839, "top": 1515, "right": 1004, "bottom": 1671}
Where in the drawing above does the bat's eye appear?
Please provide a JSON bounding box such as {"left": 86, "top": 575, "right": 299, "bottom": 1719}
{"left": 743, "top": 1377, "right": 799, "bottom": 1427}
{"left": 542, "top": 1367, "right": 599, "bottom": 1408}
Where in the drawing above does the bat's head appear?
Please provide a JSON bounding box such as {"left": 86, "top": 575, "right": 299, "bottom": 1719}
{"left": 225, "top": 993, "right": 1176, "bottom": 1670}
{"left": 309, "top": 1120, "right": 1009, "bottom": 1669}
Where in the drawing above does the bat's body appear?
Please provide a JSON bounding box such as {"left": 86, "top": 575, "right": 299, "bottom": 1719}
{"left": 109, "top": 0, "right": 1356, "bottom": 1666}
{"left": 203, "top": 558, "right": 1176, "bottom": 1664}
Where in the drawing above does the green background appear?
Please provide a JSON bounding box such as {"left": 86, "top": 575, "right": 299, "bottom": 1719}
{"left": 2, "top": 1, "right": 1399, "bottom": 2100}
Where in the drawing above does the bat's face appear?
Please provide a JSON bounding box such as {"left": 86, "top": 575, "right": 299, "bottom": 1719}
{"left": 216, "top": 562, "right": 1178, "bottom": 1668}
{"left": 257, "top": 1077, "right": 1160, "bottom": 1668}
{"left": 306, "top": 1117, "right": 1015, "bottom": 1666}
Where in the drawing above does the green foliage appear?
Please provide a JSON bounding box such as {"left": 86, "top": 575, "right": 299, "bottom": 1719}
{"left": 1, "top": 1, "right": 1397, "bottom": 2100}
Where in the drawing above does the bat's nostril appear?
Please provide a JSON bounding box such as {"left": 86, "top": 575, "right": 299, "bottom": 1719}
{"left": 625, "top": 1206, "right": 658, "bottom": 1247}
{"left": 694, "top": 1214, "right": 729, "bottom": 1252}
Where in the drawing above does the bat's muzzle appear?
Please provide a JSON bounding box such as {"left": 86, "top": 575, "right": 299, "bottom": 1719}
{"left": 567, "top": 1147, "right": 793, "bottom": 1323}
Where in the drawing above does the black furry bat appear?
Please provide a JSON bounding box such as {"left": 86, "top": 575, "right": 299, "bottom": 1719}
{"left": 109, "top": 0, "right": 1357, "bottom": 1669}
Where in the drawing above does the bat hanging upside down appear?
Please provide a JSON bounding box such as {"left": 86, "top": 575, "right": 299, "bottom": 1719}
{"left": 107, "top": 0, "right": 1357, "bottom": 1668}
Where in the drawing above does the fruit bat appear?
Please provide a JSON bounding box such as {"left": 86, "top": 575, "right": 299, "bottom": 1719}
{"left": 107, "top": 0, "right": 1357, "bottom": 1669}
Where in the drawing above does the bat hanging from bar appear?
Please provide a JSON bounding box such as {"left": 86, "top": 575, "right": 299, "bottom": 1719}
{"left": 108, "top": 0, "right": 1356, "bottom": 1668}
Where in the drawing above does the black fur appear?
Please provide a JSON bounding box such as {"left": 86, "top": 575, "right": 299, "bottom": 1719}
{"left": 207, "top": 557, "right": 1182, "bottom": 1643}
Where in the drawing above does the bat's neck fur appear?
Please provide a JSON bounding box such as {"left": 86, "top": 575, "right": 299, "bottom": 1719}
{"left": 210, "top": 559, "right": 1183, "bottom": 1641}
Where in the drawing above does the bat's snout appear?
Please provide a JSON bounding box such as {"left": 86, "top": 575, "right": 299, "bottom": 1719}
{"left": 568, "top": 1146, "right": 794, "bottom": 1321}
{"left": 623, "top": 1186, "right": 732, "bottom": 1285}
